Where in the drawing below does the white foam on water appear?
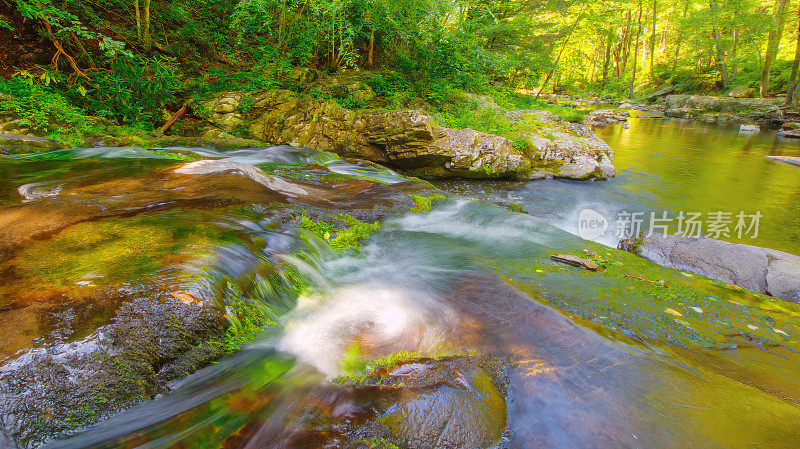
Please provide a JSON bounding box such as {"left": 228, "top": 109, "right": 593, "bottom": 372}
{"left": 277, "top": 285, "right": 457, "bottom": 377}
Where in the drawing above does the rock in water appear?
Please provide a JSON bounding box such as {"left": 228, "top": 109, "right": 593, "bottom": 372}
{"left": 765, "top": 155, "right": 800, "bottom": 167}
{"left": 777, "top": 129, "right": 800, "bottom": 139}
{"left": 739, "top": 124, "right": 760, "bottom": 134}
{"left": 618, "top": 234, "right": 800, "bottom": 303}
{"left": 174, "top": 159, "right": 311, "bottom": 197}
{"left": 381, "top": 358, "right": 508, "bottom": 449}
{"left": 550, "top": 254, "right": 600, "bottom": 271}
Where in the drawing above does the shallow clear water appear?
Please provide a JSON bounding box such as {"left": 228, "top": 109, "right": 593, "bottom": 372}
{"left": 440, "top": 118, "right": 800, "bottom": 254}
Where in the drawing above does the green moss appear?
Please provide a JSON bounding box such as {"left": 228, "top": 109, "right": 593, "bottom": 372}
{"left": 338, "top": 349, "right": 424, "bottom": 384}
{"left": 501, "top": 246, "right": 800, "bottom": 351}
{"left": 8, "top": 210, "right": 237, "bottom": 289}
{"left": 144, "top": 149, "right": 198, "bottom": 161}
{"left": 503, "top": 202, "right": 527, "bottom": 214}
{"left": 298, "top": 213, "right": 381, "bottom": 251}
{"left": 220, "top": 296, "right": 278, "bottom": 353}
{"left": 410, "top": 194, "right": 446, "bottom": 213}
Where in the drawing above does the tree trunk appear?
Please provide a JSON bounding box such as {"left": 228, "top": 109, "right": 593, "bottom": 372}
{"left": 761, "top": 0, "right": 791, "bottom": 97}
{"left": 603, "top": 27, "right": 612, "bottom": 84}
{"left": 143, "top": 0, "right": 151, "bottom": 51}
{"left": 134, "top": 0, "right": 142, "bottom": 43}
{"left": 70, "top": 31, "right": 96, "bottom": 69}
{"left": 731, "top": 29, "right": 738, "bottom": 82}
{"left": 368, "top": 29, "right": 375, "bottom": 68}
{"left": 630, "top": 0, "right": 643, "bottom": 98}
{"left": 787, "top": 6, "right": 800, "bottom": 105}
{"left": 650, "top": 0, "right": 657, "bottom": 74}
{"left": 710, "top": 0, "right": 729, "bottom": 87}
{"left": 671, "top": 0, "right": 689, "bottom": 77}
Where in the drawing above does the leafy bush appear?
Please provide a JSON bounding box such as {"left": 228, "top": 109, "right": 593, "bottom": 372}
{"left": 0, "top": 76, "right": 92, "bottom": 132}
{"left": 71, "top": 55, "right": 182, "bottom": 127}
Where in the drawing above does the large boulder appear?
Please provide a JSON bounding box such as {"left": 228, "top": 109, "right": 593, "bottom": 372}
{"left": 664, "top": 95, "right": 783, "bottom": 123}
{"left": 618, "top": 234, "right": 800, "bottom": 303}
{"left": 728, "top": 85, "right": 756, "bottom": 98}
{"left": 201, "top": 90, "right": 615, "bottom": 180}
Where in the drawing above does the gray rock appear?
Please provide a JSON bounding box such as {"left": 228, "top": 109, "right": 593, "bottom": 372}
{"left": 0, "top": 293, "right": 227, "bottom": 447}
{"left": 728, "top": 85, "right": 756, "bottom": 98}
{"left": 664, "top": 95, "right": 782, "bottom": 122}
{"left": 765, "top": 155, "right": 800, "bottom": 167}
{"left": 585, "top": 109, "right": 628, "bottom": 127}
{"left": 0, "top": 134, "right": 65, "bottom": 154}
{"left": 739, "top": 124, "right": 760, "bottom": 134}
{"left": 618, "top": 234, "right": 800, "bottom": 303}
{"left": 777, "top": 129, "right": 800, "bottom": 139}
{"left": 643, "top": 85, "right": 675, "bottom": 102}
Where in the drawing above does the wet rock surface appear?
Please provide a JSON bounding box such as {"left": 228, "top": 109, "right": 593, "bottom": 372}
{"left": 619, "top": 233, "right": 800, "bottom": 303}
{"left": 380, "top": 358, "right": 508, "bottom": 449}
{"left": 0, "top": 292, "right": 226, "bottom": 448}
{"left": 281, "top": 356, "right": 510, "bottom": 449}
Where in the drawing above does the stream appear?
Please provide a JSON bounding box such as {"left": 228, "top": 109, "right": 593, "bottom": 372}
{"left": 1, "top": 118, "right": 800, "bottom": 448}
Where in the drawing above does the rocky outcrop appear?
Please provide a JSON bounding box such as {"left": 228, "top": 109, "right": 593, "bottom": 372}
{"left": 505, "top": 110, "right": 616, "bottom": 180}
{"left": 619, "top": 234, "right": 800, "bottom": 303}
{"left": 663, "top": 95, "right": 784, "bottom": 124}
{"left": 0, "top": 134, "right": 64, "bottom": 154}
{"left": 201, "top": 90, "right": 615, "bottom": 180}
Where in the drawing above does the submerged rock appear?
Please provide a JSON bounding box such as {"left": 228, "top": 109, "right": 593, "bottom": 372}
{"left": 618, "top": 234, "right": 800, "bottom": 303}
{"left": 290, "top": 356, "right": 509, "bottom": 449}
{"left": 201, "top": 90, "right": 615, "bottom": 181}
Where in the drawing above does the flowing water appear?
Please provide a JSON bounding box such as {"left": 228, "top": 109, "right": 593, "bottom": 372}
{"left": 2, "top": 119, "right": 800, "bottom": 448}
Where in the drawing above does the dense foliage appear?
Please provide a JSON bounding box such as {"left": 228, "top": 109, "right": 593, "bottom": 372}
{"left": 1, "top": 0, "right": 799, "bottom": 136}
